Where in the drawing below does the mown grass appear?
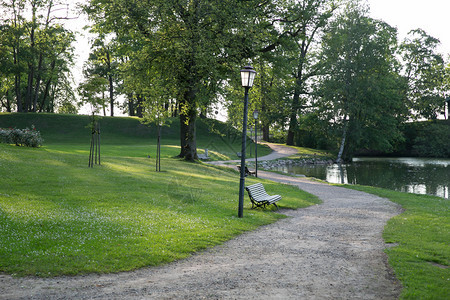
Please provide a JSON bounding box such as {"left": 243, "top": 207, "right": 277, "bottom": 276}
{"left": 0, "top": 113, "right": 272, "bottom": 160}
{"left": 0, "top": 113, "right": 318, "bottom": 277}
{"left": 284, "top": 145, "right": 335, "bottom": 160}
{"left": 343, "top": 185, "right": 449, "bottom": 299}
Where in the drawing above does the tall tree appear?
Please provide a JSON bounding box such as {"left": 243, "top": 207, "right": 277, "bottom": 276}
{"left": 399, "top": 29, "right": 446, "bottom": 120}
{"left": 317, "top": 4, "right": 406, "bottom": 162}
{"left": 225, "top": 56, "right": 291, "bottom": 143}
{"left": 83, "top": 36, "right": 119, "bottom": 116}
{"left": 78, "top": 73, "right": 109, "bottom": 115}
{"left": 220, "top": 0, "right": 339, "bottom": 144}
{"left": 0, "top": 0, "right": 76, "bottom": 113}
{"left": 84, "top": 0, "right": 267, "bottom": 161}
{"left": 276, "top": 0, "right": 339, "bottom": 145}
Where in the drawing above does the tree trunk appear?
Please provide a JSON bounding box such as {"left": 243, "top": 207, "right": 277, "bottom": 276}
{"left": 49, "top": 82, "right": 56, "bottom": 113}
{"left": 179, "top": 114, "right": 197, "bottom": 161}
{"left": 286, "top": 89, "right": 300, "bottom": 145}
{"left": 286, "top": 61, "right": 304, "bottom": 145}
{"left": 127, "top": 94, "right": 135, "bottom": 116}
{"left": 109, "top": 74, "right": 114, "bottom": 116}
{"left": 336, "top": 116, "right": 349, "bottom": 164}
{"left": 13, "top": 45, "right": 23, "bottom": 112}
{"left": 39, "top": 78, "right": 52, "bottom": 112}
{"left": 14, "top": 73, "right": 23, "bottom": 112}
{"left": 26, "top": 5, "right": 37, "bottom": 112}
{"left": 102, "top": 91, "right": 107, "bottom": 116}
{"left": 262, "top": 124, "right": 270, "bottom": 142}
{"left": 136, "top": 95, "right": 143, "bottom": 118}
{"left": 5, "top": 90, "right": 12, "bottom": 112}
{"left": 38, "top": 59, "right": 56, "bottom": 112}
{"left": 33, "top": 2, "right": 53, "bottom": 112}
{"left": 33, "top": 53, "right": 44, "bottom": 112}
{"left": 178, "top": 89, "right": 198, "bottom": 161}
{"left": 286, "top": 27, "right": 310, "bottom": 146}
{"left": 26, "top": 65, "right": 34, "bottom": 112}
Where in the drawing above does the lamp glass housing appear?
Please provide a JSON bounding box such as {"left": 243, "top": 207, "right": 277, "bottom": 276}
{"left": 240, "top": 65, "right": 256, "bottom": 87}
{"left": 253, "top": 109, "right": 259, "bottom": 119}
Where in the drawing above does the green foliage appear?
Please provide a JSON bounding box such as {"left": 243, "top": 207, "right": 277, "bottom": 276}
{"left": 296, "top": 112, "right": 336, "bottom": 150}
{"left": 413, "top": 122, "right": 450, "bottom": 157}
{"left": 80, "top": 36, "right": 121, "bottom": 116}
{"left": 387, "top": 121, "right": 450, "bottom": 158}
{"left": 83, "top": 0, "right": 273, "bottom": 159}
{"left": 315, "top": 3, "right": 406, "bottom": 160}
{"left": 344, "top": 185, "right": 449, "bottom": 299}
{"left": 278, "top": 0, "right": 339, "bottom": 145}
{"left": 225, "top": 58, "right": 292, "bottom": 142}
{"left": 400, "top": 29, "right": 446, "bottom": 120}
{"left": 77, "top": 74, "right": 110, "bottom": 115}
{"left": 0, "top": 0, "right": 76, "bottom": 113}
{"left": 0, "top": 113, "right": 318, "bottom": 277}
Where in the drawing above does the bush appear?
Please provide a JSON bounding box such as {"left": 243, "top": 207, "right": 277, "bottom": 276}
{"left": 0, "top": 125, "right": 43, "bottom": 147}
{"left": 413, "top": 122, "right": 450, "bottom": 157}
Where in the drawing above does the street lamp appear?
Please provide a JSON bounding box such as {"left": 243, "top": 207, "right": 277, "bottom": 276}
{"left": 445, "top": 96, "right": 450, "bottom": 120}
{"left": 253, "top": 109, "right": 259, "bottom": 178}
{"left": 238, "top": 65, "right": 256, "bottom": 218}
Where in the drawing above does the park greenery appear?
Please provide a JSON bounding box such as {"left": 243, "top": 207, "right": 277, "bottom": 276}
{"left": 1, "top": 0, "right": 449, "bottom": 161}
{"left": 1, "top": 1, "right": 448, "bottom": 296}
{"left": 0, "top": 113, "right": 448, "bottom": 299}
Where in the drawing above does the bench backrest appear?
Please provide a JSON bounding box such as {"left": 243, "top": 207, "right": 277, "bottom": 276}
{"left": 246, "top": 183, "right": 269, "bottom": 199}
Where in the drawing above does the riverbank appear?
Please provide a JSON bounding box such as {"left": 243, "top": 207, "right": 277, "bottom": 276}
{"left": 255, "top": 156, "right": 334, "bottom": 170}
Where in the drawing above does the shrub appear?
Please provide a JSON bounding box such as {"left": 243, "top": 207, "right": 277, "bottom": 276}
{"left": 0, "top": 125, "right": 43, "bottom": 147}
{"left": 413, "top": 122, "right": 450, "bottom": 157}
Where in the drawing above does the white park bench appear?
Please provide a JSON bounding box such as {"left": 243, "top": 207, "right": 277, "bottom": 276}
{"left": 245, "top": 183, "right": 281, "bottom": 210}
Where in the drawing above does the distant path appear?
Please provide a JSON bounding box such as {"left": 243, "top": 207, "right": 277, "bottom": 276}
{"left": 0, "top": 144, "right": 403, "bottom": 299}
{"left": 208, "top": 142, "right": 298, "bottom": 166}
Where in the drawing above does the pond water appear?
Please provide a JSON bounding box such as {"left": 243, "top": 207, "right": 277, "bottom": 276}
{"left": 272, "top": 157, "right": 450, "bottom": 199}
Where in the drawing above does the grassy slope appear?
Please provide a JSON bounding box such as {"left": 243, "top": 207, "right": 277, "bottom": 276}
{"left": 0, "top": 113, "right": 319, "bottom": 277}
{"left": 343, "top": 185, "right": 449, "bottom": 299}
{"left": 0, "top": 113, "right": 272, "bottom": 160}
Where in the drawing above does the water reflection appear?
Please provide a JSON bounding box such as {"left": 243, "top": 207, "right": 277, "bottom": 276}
{"left": 273, "top": 157, "right": 450, "bottom": 199}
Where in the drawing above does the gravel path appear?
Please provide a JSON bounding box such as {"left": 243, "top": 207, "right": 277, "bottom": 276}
{"left": 0, "top": 144, "right": 403, "bottom": 299}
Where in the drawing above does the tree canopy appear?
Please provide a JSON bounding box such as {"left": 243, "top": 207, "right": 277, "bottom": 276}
{"left": 316, "top": 4, "right": 406, "bottom": 161}
{"left": 1, "top": 0, "right": 448, "bottom": 160}
{"left": 0, "top": 0, "right": 76, "bottom": 113}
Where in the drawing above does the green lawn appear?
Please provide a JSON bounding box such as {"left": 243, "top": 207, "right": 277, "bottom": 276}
{"left": 0, "top": 113, "right": 319, "bottom": 277}
{"left": 344, "top": 185, "right": 449, "bottom": 299}
{"left": 0, "top": 113, "right": 272, "bottom": 160}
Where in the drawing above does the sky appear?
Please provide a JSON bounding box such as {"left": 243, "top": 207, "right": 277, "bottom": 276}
{"left": 366, "top": 0, "right": 450, "bottom": 56}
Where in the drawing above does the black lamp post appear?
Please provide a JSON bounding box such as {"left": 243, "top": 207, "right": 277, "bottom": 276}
{"left": 446, "top": 96, "right": 450, "bottom": 120}
{"left": 253, "top": 109, "right": 259, "bottom": 177}
{"left": 238, "top": 65, "right": 256, "bottom": 218}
